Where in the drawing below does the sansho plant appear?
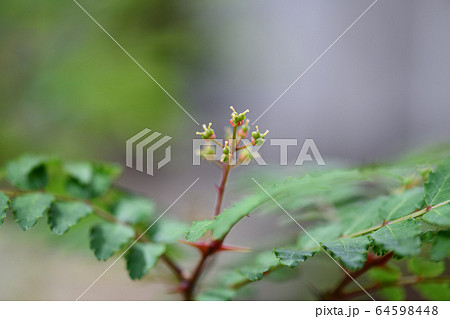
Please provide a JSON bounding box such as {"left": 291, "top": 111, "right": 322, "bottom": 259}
{"left": 0, "top": 107, "right": 449, "bottom": 301}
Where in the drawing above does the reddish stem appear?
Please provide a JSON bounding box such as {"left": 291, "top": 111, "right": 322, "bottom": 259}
{"left": 183, "top": 127, "right": 238, "bottom": 300}
{"left": 324, "top": 252, "right": 394, "bottom": 300}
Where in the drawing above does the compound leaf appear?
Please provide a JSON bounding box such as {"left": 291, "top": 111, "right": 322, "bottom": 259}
{"left": 11, "top": 193, "right": 54, "bottom": 230}
{"left": 90, "top": 222, "right": 134, "bottom": 260}
{"left": 48, "top": 201, "right": 93, "bottom": 235}
{"left": 369, "top": 219, "right": 421, "bottom": 257}
{"left": 0, "top": 192, "right": 9, "bottom": 226}
{"left": 322, "top": 236, "right": 370, "bottom": 270}
{"left": 125, "top": 243, "right": 165, "bottom": 279}
{"left": 274, "top": 248, "right": 315, "bottom": 268}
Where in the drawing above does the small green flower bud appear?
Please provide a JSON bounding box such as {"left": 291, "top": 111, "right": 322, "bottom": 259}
{"left": 196, "top": 123, "right": 215, "bottom": 139}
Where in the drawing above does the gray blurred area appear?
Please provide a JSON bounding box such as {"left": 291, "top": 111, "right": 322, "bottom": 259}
{"left": 189, "top": 0, "right": 450, "bottom": 165}
{"left": 1, "top": 0, "right": 450, "bottom": 300}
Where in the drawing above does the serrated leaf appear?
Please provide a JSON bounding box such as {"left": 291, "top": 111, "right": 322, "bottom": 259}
{"left": 185, "top": 219, "right": 214, "bottom": 242}
{"left": 407, "top": 258, "right": 444, "bottom": 278}
{"left": 379, "top": 188, "right": 424, "bottom": 221}
{"left": 322, "top": 236, "right": 370, "bottom": 270}
{"left": 112, "top": 197, "right": 154, "bottom": 225}
{"left": 425, "top": 156, "right": 450, "bottom": 205}
{"left": 11, "top": 193, "right": 55, "bottom": 230}
{"left": 90, "top": 222, "right": 134, "bottom": 260}
{"left": 212, "top": 193, "right": 268, "bottom": 239}
{"left": 423, "top": 203, "right": 450, "bottom": 227}
{"left": 369, "top": 219, "right": 421, "bottom": 257}
{"left": 6, "top": 155, "right": 49, "bottom": 190}
{"left": 65, "top": 162, "right": 121, "bottom": 199}
{"left": 274, "top": 248, "right": 315, "bottom": 268}
{"left": 238, "top": 266, "right": 267, "bottom": 281}
{"left": 186, "top": 170, "right": 362, "bottom": 242}
{"left": 297, "top": 223, "right": 342, "bottom": 250}
{"left": 149, "top": 219, "right": 188, "bottom": 243}
{"left": 368, "top": 265, "right": 401, "bottom": 283}
{"left": 379, "top": 287, "right": 405, "bottom": 301}
{"left": 414, "top": 283, "right": 450, "bottom": 301}
{"left": 196, "top": 288, "right": 236, "bottom": 301}
{"left": 238, "top": 251, "right": 279, "bottom": 282}
{"left": 430, "top": 231, "right": 450, "bottom": 261}
{"left": 341, "top": 198, "right": 385, "bottom": 236}
{"left": 48, "top": 201, "right": 93, "bottom": 235}
{"left": 63, "top": 162, "right": 93, "bottom": 184}
{"left": 0, "top": 192, "right": 9, "bottom": 226}
{"left": 125, "top": 243, "right": 165, "bottom": 279}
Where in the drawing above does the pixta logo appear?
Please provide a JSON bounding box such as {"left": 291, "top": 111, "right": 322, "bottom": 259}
{"left": 126, "top": 129, "right": 172, "bottom": 176}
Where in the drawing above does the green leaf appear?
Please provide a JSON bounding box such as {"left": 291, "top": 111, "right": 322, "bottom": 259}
{"left": 212, "top": 193, "right": 268, "bottom": 239}
{"left": 11, "top": 193, "right": 55, "bottom": 230}
{"left": 219, "top": 271, "right": 247, "bottom": 287}
{"left": 185, "top": 219, "right": 214, "bottom": 242}
{"left": 48, "top": 201, "right": 93, "bottom": 235}
{"left": 238, "top": 266, "right": 267, "bottom": 281}
{"left": 297, "top": 223, "right": 342, "bottom": 250}
{"left": 368, "top": 265, "right": 401, "bottom": 283}
{"left": 148, "top": 219, "right": 188, "bottom": 243}
{"left": 369, "top": 219, "right": 421, "bottom": 257}
{"left": 414, "top": 283, "right": 450, "bottom": 301}
{"left": 196, "top": 288, "right": 236, "bottom": 301}
{"left": 379, "top": 287, "right": 405, "bottom": 301}
{"left": 0, "top": 192, "right": 9, "bottom": 226}
{"left": 65, "top": 162, "right": 121, "bottom": 199}
{"left": 424, "top": 156, "right": 450, "bottom": 205}
{"left": 322, "top": 236, "right": 370, "bottom": 270}
{"left": 423, "top": 203, "right": 450, "bottom": 227}
{"left": 6, "top": 155, "right": 49, "bottom": 190}
{"left": 238, "top": 251, "right": 279, "bottom": 282}
{"left": 341, "top": 198, "right": 385, "bottom": 236}
{"left": 90, "top": 222, "right": 134, "bottom": 260}
{"left": 379, "top": 188, "right": 424, "bottom": 221}
{"left": 274, "top": 248, "right": 315, "bottom": 268}
{"left": 430, "top": 231, "right": 450, "bottom": 261}
{"left": 125, "top": 243, "right": 165, "bottom": 279}
{"left": 186, "top": 170, "right": 362, "bottom": 242}
{"left": 112, "top": 197, "right": 154, "bottom": 225}
{"left": 407, "top": 258, "right": 444, "bottom": 278}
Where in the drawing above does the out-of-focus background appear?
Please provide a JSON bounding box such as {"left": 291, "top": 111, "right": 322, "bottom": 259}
{"left": 0, "top": 0, "right": 449, "bottom": 300}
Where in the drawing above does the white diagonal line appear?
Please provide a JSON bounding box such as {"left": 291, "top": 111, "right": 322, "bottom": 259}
{"left": 251, "top": 178, "right": 376, "bottom": 301}
{"left": 76, "top": 178, "right": 200, "bottom": 301}
{"left": 252, "top": 0, "right": 379, "bottom": 125}
{"left": 72, "top": 0, "right": 200, "bottom": 125}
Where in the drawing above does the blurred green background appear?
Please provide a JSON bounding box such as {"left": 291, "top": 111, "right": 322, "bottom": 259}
{"left": 0, "top": 0, "right": 205, "bottom": 161}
